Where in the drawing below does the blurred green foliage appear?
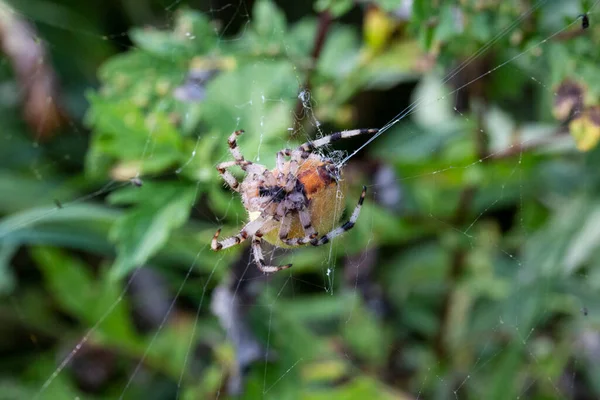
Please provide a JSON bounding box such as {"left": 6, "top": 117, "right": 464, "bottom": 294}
{"left": 2, "top": 0, "right": 600, "bottom": 399}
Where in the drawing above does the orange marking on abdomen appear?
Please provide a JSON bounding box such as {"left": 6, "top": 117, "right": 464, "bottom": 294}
{"left": 297, "top": 163, "right": 334, "bottom": 199}
{"left": 298, "top": 169, "right": 335, "bottom": 199}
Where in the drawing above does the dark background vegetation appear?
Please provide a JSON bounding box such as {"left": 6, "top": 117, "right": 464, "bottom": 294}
{"left": 2, "top": 0, "right": 600, "bottom": 398}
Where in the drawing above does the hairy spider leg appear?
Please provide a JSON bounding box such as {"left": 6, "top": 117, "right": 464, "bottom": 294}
{"left": 285, "top": 157, "right": 300, "bottom": 192}
{"left": 216, "top": 161, "right": 242, "bottom": 191}
{"left": 282, "top": 208, "right": 318, "bottom": 246}
{"left": 297, "top": 128, "right": 379, "bottom": 154}
{"left": 275, "top": 148, "right": 302, "bottom": 193}
{"left": 276, "top": 148, "right": 292, "bottom": 173}
{"left": 217, "top": 130, "right": 269, "bottom": 191}
{"left": 227, "top": 129, "right": 247, "bottom": 164}
{"left": 227, "top": 129, "right": 265, "bottom": 173}
{"left": 311, "top": 186, "right": 367, "bottom": 246}
{"left": 278, "top": 212, "right": 293, "bottom": 240}
{"left": 216, "top": 160, "right": 267, "bottom": 191}
{"left": 251, "top": 236, "right": 292, "bottom": 273}
{"left": 211, "top": 217, "right": 274, "bottom": 251}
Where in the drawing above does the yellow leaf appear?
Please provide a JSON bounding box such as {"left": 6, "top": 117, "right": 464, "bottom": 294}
{"left": 301, "top": 359, "right": 348, "bottom": 383}
{"left": 569, "top": 106, "right": 600, "bottom": 152}
{"left": 364, "top": 6, "right": 396, "bottom": 53}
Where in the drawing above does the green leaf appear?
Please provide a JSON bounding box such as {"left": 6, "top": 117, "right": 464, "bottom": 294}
{"left": 371, "top": 0, "right": 407, "bottom": 12}
{"left": 0, "top": 242, "right": 17, "bottom": 295}
{"left": 523, "top": 195, "right": 600, "bottom": 278}
{"left": 30, "top": 247, "right": 137, "bottom": 343}
{"left": 109, "top": 183, "right": 196, "bottom": 279}
{"left": 315, "top": 0, "right": 354, "bottom": 18}
{"left": 253, "top": 0, "right": 287, "bottom": 38}
{"left": 488, "top": 345, "right": 522, "bottom": 400}
{"left": 563, "top": 202, "right": 600, "bottom": 272}
{"left": 343, "top": 298, "right": 391, "bottom": 367}
{"left": 129, "top": 10, "right": 214, "bottom": 59}
{"left": 305, "top": 376, "right": 407, "bottom": 399}
{"left": 0, "top": 203, "right": 117, "bottom": 246}
{"left": 433, "top": 4, "right": 464, "bottom": 44}
{"left": 318, "top": 24, "right": 361, "bottom": 78}
{"left": 234, "top": 0, "right": 288, "bottom": 54}
{"left": 31, "top": 246, "right": 95, "bottom": 319}
{"left": 0, "top": 171, "right": 78, "bottom": 215}
{"left": 86, "top": 94, "right": 184, "bottom": 176}
{"left": 201, "top": 62, "right": 297, "bottom": 162}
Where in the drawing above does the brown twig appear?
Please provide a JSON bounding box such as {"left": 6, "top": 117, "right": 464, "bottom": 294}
{"left": 553, "top": 19, "right": 589, "bottom": 42}
{"left": 291, "top": 11, "right": 332, "bottom": 136}
{"left": 0, "top": 2, "right": 65, "bottom": 140}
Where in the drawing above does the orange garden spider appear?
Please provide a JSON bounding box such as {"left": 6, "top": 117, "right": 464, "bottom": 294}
{"left": 211, "top": 128, "right": 378, "bottom": 273}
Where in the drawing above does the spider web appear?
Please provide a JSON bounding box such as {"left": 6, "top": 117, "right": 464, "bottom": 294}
{"left": 0, "top": 0, "right": 599, "bottom": 399}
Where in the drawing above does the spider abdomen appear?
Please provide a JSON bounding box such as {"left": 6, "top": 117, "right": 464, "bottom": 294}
{"left": 246, "top": 158, "right": 346, "bottom": 248}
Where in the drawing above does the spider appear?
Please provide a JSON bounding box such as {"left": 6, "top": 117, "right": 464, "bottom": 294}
{"left": 211, "top": 128, "right": 378, "bottom": 273}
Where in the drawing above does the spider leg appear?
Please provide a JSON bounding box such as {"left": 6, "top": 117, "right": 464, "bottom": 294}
{"left": 276, "top": 149, "right": 299, "bottom": 192}
{"left": 246, "top": 163, "right": 267, "bottom": 177}
{"left": 216, "top": 161, "right": 241, "bottom": 192}
{"left": 227, "top": 130, "right": 267, "bottom": 175}
{"left": 276, "top": 149, "right": 291, "bottom": 173}
{"left": 278, "top": 212, "right": 292, "bottom": 241}
{"left": 297, "top": 129, "right": 379, "bottom": 154}
{"left": 311, "top": 186, "right": 367, "bottom": 246}
{"left": 282, "top": 208, "right": 318, "bottom": 246}
{"left": 211, "top": 217, "right": 272, "bottom": 251}
{"left": 252, "top": 236, "right": 292, "bottom": 273}
{"left": 285, "top": 157, "right": 300, "bottom": 192}
{"left": 216, "top": 159, "right": 267, "bottom": 192}
{"left": 227, "top": 129, "right": 254, "bottom": 171}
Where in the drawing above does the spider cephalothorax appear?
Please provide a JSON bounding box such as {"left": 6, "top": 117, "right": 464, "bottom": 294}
{"left": 211, "top": 128, "right": 378, "bottom": 273}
